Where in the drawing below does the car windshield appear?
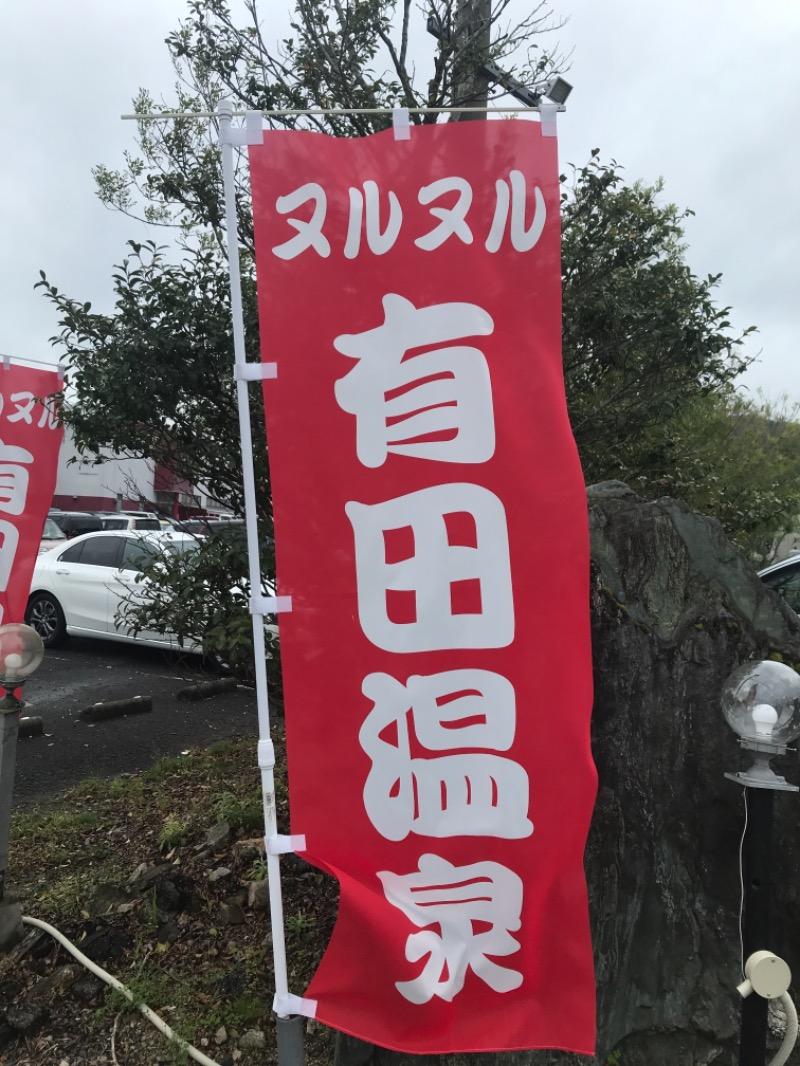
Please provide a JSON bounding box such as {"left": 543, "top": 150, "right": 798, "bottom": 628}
{"left": 43, "top": 518, "right": 66, "bottom": 539}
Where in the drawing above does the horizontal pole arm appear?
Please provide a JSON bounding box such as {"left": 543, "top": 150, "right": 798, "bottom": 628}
{"left": 122, "top": 104, "right": 556, "bottom": 121}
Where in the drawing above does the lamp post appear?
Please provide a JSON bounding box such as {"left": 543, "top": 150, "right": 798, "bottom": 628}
{"left": 0, "top": 623, "right": 44, "bottom": 902}
{"left": 721, "top": 659, "right": 800, "bottom": 1066}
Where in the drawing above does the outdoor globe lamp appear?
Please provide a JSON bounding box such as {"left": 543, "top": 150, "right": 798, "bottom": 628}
{"left": 722, "top": 659, "right": 800, "bottom": 791}
{"left": 0, "top": 623, "right": 44, "bottom": 709}
{"left": 722, "top": 659, "right": 800, "bottom": 1064}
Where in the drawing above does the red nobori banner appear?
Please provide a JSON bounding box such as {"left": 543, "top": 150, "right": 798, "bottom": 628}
{"left": 0, "top": 364, "right": 62, "bottom": 625}
{"left": 250, "top": 120, "right": 596, "bottom": 1055}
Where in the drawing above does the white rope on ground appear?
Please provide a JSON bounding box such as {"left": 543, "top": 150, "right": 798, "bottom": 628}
{"left": 110, "top": 1009, "right": 123, "bottom": 1066}
{"left": 21, "top": 916, "right": 223, "bottom": 1066}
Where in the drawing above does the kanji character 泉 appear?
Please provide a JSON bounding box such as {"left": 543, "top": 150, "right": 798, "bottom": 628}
{"left": 334, "top": 293, "right": 495, "bottom": 468}
{"left": 345, "top": 482, "right": 514, "bottom": 652}
{"left": 379, "top": 853, "right": 524, "bottom": 1004}
{"left": 359, "top": 670, "right": 532, "bottom": 840}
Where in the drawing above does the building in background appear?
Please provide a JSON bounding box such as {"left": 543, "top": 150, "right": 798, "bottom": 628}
{"left": 51, "top": 425, "right": 217, "bottom": 516}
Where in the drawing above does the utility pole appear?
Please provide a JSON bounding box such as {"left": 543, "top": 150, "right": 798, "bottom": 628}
{"left": 451, "top": 0, "right": 492, "bottom": 121}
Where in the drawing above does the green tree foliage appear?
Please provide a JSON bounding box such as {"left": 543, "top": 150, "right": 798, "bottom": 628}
{"left": 35, "top": 0, "right": 786, "bottom": 668}
{"left": 561, "top": 152, "right": 753, "bottom": 486}
{"left": 36, "top": 242, "right": 267, "bottom": 528}
{"left": 624, "top": 390, "right": 800, "bottom": 563}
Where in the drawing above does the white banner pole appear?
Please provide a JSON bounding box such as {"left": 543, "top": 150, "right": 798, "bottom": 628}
{"left": 216, "top": 99, "right": 300, "bottom": 1061}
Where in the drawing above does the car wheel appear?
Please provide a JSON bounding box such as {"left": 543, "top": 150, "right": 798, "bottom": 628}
{"left": 25, "top": 593, "right": 68, "bottom": 648}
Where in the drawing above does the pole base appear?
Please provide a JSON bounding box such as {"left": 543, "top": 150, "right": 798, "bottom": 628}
{"left": 276, "top": 1014, "right": 305, "bottom": 1066}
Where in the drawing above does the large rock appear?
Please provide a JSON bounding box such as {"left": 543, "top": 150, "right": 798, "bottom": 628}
{"left": 587, "top": 484, "right": 800, "bottom": 1066}
{"left": 336, "top": 485, "right": 800, "bottom": 1065}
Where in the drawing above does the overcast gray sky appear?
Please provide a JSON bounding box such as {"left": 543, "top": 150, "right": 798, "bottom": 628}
{"left": 2, "top": 1, "right": 798, "bottom": 403}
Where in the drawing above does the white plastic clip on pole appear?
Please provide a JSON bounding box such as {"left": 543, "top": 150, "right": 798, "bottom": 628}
{"left": 265, "top": 834, "right": 307, "bottom": 855}
{"left": 250, "top": 594, "right": 293, "bottom": 616}
{"left": 540, "top": 98, "right": 558, "bottom": 138}
{"left": 392, "top": 106, "right": 411, "bottom": 141}
{"left": 234, "top": 362, "right": 278, "bottom": 381}
{"left": 218, "top": 108, "right": 265, "bottom": 146}
{"left": 273, "top": 993, "right": 318, "bottom": 1020}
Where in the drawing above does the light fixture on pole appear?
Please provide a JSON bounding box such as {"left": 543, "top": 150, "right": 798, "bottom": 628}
{"left": 0, "top": 623, "right": 44, "bottom": 902}
{"left": 425, "top": 15, "right": 573, "bottom": 111}
{"left": 722, "top": 659, "right": 800, "bottom": 792}
{"left": 541, "top": 76, "right": 573, "bottom": 107}
{"left": 722, "top": 659, "right": 800, "bottom": 1066}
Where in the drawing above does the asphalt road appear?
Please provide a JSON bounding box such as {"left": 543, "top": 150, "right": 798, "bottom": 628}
{"left": 12, "top": 636, "right": 263, "bottom": 809}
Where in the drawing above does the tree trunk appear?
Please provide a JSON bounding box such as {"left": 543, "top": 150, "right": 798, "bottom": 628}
{"left": 451, "top": 0, "right": 492, "bottom": 121}
{"left": 335, "top": 483, "right": 800, "bottom": 1065}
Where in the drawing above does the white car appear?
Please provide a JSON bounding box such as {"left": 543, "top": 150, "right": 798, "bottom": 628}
{"left": 99, "top": 512, "right": 162, "bottom": 532}
{"left": 759, "top": 555, "right": 800, "bottom": 616}
{"left": 25, "top": 530, "right": 202, "bottom": 651}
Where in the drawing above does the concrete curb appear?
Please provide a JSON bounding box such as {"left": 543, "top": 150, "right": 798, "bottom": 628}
{"left": 79, "top": 695, "right": 153, "bottom": 722}
{"left": 18, "top": 717, "right": 43, "bottom": 739}
{"left": 176, "top": 677, "right": 238, "bottom": 702}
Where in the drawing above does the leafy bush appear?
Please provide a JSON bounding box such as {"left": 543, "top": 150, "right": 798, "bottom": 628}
{"left": 117, "top": 526, "right": 282, "bottom": 692}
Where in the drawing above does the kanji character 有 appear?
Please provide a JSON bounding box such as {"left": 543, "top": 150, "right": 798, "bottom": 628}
{"left": 0, "top": 520, "right": 19, "bottom": 597}
{"left": 0, "top": 441, "right": 33, "bottom": 516}
{"left": 379, "top": 853, "right": 524, "bottom": 1004}
{"left": 345, "top": 482, "right": 514, "bottom": 652}
{"left": 359, "top": 670, "right": 532, "bottom": 840}
{"left": 334, "top": 294, "right": 495, "bottom": 468}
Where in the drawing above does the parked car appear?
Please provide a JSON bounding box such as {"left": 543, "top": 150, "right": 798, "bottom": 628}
{"left": 25, "top": 530, "right": 201, "bottom": 651}
{"left": 48, "top": 511, "right": 106, "bottom": 538}
{"left": 166, "top": 518, "right": 246, "bottom": 542}
{"left": 100, "top": 511, "right": 162, "bottom": 532}
{"left": 758, "top": 555, "right": 800, "bottom": 615}
{"left": 39, "top": 517, "right": 67, "bottom": 554}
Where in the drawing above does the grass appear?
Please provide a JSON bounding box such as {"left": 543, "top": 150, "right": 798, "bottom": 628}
{"left": 5, "top": 730, "right": 344, "bottom": 1064}
{"left": 11, "top": 809, "right": 96, "bottom": 846}
{"left": 9, "top": 739, "right": 267, "bottom": 922}
{"left": 158, "top": 814, "right": 188, "bottom": 851}
{"left": 213, "top": 789, "right": 264, "bottom": 832}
